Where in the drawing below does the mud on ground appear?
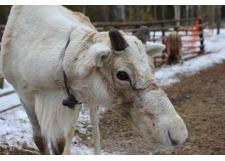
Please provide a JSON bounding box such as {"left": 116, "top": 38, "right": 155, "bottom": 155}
{"left": 0, "top": 144, "right": 39, "bottom": 155}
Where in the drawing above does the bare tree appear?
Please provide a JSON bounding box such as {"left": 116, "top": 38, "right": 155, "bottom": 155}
{"left": 113, "top": 5, "right": 126, "bottom": 22}
{"left": 138, "top": 6, "right": 144, "bottom": 21}
{"left": 208, "top": 5, "right": 215, "bottom": 30}
{"left": 185, "top": 5, "right": 189, "bottom": 25}
{"left": 174, "top": 5, "right": 181, "bottom": 26}
{"left": 189, "top": 5, "right": 194, "bottom": 19}
{"left": 128, "top": 6, "right": 133, "bottom": 21}
{"left": 81, "top": 6, "right": 86, "bottom": 14}
{"left": 101, "top": 6, "right": 109, "bottom": 22}
{"left": 185, "top": 5, "right": 189, "bottom": 19}
{"left": 154, "top": 6, "right": 157, "bottom": 20}
{"left": 197, "top": 6, "right": 201, "bottom": 17}
{"left": 216, "top": 6, "right": 222, "bottom": 35}
{"left": 162, "top": 5, "right": 166, "bottom": 20}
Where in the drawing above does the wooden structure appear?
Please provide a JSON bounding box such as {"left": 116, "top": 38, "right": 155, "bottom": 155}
{"left": 0, "top": 18, "right": 207, "bottom": 67}
{"left": 94, "top": 18, "right": 207, "bottom": 67}
{"left": 0, "top": 25, "right": 4, "bottom": 42}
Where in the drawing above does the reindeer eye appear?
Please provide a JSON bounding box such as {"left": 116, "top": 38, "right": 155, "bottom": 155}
{"left": 116, "top": 71, "right": 130, "bottom": 81}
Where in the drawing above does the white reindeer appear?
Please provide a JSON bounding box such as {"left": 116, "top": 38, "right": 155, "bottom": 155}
{"left": 0, "top": 6, "right": 188, "bottom": 154}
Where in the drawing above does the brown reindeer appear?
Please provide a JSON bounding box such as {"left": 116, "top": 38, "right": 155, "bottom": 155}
{"left": 166, "top": 30, "right": 182, "bottom": 65}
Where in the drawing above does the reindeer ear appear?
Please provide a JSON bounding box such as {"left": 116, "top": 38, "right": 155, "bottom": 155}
{"left": 133, "top": 26, "right": 150, "bottom": 44}
{"left": 90, "top": 43, "right": 111, "bottom": 67}
{"left": 145, "top": 42, "right": 165, "bottom": 57}
{"left": 73, "top": 43, "right": 111, "bottom": 78}
{"left": 109, "top": 29, "right": 128, "bottom": 52}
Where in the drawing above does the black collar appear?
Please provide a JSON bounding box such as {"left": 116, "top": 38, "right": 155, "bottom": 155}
{"left": 62, "top": 70, "right": 81, "bottom": 109}
{"left": 61, "top": 33, "right": 81, "bottom": 109}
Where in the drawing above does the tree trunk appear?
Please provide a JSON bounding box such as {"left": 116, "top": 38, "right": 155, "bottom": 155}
{"left": 186, "top": 5, "right": 189, "bottom": 25}
{"left": 162, "top": 5, "right": 166, "bottom": 20}
{"left": 113, "top": 5, "right": 126, "bottom": 22}
{"left": 197, "top": 5, "right": 201, "bottom": 17}
{"left": 216, "top": 6, "right": 221, "bottom": 35}
{"left": 139, "top": 6, "right": 144, "bottom": 21}
{"left": 154, "top": 6, "right": 157, "bottom": 20}
{"left": 101, "top": 6, "right": 109, "bottom": 22}
{"left": 174, "top": 5, "right": 181, "bottom": 26}
{"left": 128, "top": 6, "right": 133, "bottom": 21}
{"left": 81, "top": 6, "right": 86, "bottom": 14}
{"left": 211, "top": 5, "right": 215, "bottom": 30}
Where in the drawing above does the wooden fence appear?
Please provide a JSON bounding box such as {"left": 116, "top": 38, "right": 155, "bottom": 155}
{"left": 0, "top": 18, "right": 208, "bottom": 67}
{"left": 0, "top": 25, "right": 4, "bottom": 42}
{"left": 94, "top": 18, "right": 208, "bottom": 66}
{"left": 93, "top": 18, "right": 197, "bottom": 31}
{"left": 0, "top": 87, "right": 20, "bottom": 114}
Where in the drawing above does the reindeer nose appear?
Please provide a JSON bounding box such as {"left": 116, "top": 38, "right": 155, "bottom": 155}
{"left": 167, "top": 131, "right": 179, "bottom": 146}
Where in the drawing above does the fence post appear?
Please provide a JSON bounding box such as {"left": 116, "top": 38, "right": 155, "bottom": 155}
{"left": 161, "top": 23, "right": 165, "bottom": 39}
{"left": 0, "top": 25, "right": 3, "bottom": 42}
{"left": 198, "top": 18, "right": 204, "bottom": 54}
{"left": 153, "top": 31, "right": 156, "bottom": 42}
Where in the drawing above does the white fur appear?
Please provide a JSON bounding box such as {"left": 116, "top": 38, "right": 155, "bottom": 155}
{"left": 1, "top": 5, "right": 98, "bottom": 154}
{"left": 145, "top": 42, "right": 165, "bottom": 57}
{"left": 34, "top": 90, "right": 80, "bottom": 141}
{"left": 73, "top": 43, "right": 111, "bottom": 77}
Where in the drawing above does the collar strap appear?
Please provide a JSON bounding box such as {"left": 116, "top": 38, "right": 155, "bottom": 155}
{"left": 61, "top": 32, "right": 81, "bottom": 109}
{"left": 62, "top": 71, "right": 81, "bottom": 109}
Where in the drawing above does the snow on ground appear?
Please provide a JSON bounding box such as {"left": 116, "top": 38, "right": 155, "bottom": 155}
{"left": 0, "top": 29, "right": 225, "bottom": 154}
{"left": 0, "top": 106, "right": 35, "bottom": 148}
{"left": 0, "top": 80, "right": 14, "bottom": 95}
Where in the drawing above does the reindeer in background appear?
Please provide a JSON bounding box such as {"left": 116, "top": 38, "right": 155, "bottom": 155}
{"left": 165, "top": 28, "right": 183, "bottom": 65}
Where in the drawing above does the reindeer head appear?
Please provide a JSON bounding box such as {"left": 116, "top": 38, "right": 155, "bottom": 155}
{"left": 64, "top": 26, "right": 188, "bottom": 151}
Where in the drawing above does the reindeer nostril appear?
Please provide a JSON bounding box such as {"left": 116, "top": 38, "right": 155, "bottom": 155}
{"left": 167, "top": 131, "right": 178, "bottom": 146}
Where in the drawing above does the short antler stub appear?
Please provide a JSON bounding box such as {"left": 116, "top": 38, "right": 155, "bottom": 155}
{"left": 109, "top": 29, "right": 128, "bottom": 51}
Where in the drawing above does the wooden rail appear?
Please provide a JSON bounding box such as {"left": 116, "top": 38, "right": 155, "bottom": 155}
{"left": 0, "top": 88, "right": 21, "bottom": 114}
{"left": 0, "top": 103, "right": 21, "bottom": 114}
{"left": 0, "top": 18, "right": 207, "bottom": 68}
{"left": 0, "top": 90, "right": 15, "bottom": 97}
{"left": 94, "top": 18, "right": 206, "bottom": 62}
{"left": 93, "top": 18, "right": 208, "bottom": 32}
{"left": 94, "top": 18, "right": 196, "bottom": 30}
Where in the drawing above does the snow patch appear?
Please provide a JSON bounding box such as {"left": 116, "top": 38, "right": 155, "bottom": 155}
{"left": 0, "top": 80, "right": 14, "bottom": 95}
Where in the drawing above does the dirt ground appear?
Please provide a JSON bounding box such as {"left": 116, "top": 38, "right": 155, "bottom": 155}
{"left": 1, "top": 61, "right": 225, "bottom": 155}
{"left": 0, "top": 145, "right": 39, "bottom": 155}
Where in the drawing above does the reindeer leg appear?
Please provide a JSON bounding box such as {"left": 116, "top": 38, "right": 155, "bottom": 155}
{"left": 90, "top": 105, "right": 101, "bottom": 155}
{"left": 20, "top": 99, "right": 50, "bottom": 155}
{"left": 63, "top": 128, "right": 74, "bottom": 155}
{"left": 63, "top": 106, "right": 81, "bottom": 155}
{"left": 51, "top": 137, "right": 65, "bottom": 155}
